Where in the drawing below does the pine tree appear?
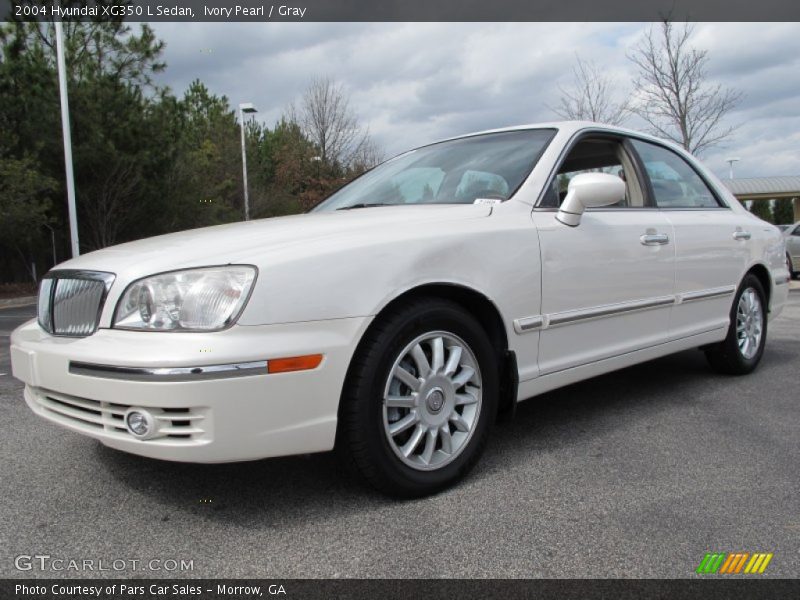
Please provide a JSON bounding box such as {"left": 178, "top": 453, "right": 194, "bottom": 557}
{"left": 749, "top": 200, "right": 773, "bottom": 222}
{"left": 772, "top": 198, "right": 795, "bottom": 225}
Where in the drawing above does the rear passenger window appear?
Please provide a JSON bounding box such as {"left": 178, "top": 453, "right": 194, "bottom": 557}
{"left": 631, "top": 140, "right": 720, "bottom": 208}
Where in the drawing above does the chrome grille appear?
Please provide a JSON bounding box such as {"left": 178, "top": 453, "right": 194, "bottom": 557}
{"left": 38, "top": 270, "right": 115, "bottom": 337}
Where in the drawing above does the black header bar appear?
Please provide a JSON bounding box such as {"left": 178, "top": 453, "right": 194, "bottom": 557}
{"left": 1, "top": 0, "right": 799, "bottom": 23}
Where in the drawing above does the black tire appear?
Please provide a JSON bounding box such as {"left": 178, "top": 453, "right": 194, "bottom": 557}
{"left": 705, "top": 274, "right": 768, "bottom": 375}
{"left": 337, "top": 297, "right": 499, "bottom": 498}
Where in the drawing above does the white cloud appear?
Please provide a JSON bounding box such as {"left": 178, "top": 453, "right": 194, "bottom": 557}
{"left": 150, "top": 21, "right": 800, "bottom": 178}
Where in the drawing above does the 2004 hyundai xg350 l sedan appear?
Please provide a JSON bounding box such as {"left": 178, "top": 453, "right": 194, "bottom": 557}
{"left": 10, "top": 122, "right": 790, "bottom": 496}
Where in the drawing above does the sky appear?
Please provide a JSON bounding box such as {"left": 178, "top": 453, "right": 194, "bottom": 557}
{"left": 150, "top": 22, "right": 800, "bottom": 180}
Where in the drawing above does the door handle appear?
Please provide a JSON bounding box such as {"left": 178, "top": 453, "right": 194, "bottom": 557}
{"left": 733, "top": 230, "right": 751, "bottom": 241}
{"left": 640, "top": 233, "right": 670, "bottom": 246}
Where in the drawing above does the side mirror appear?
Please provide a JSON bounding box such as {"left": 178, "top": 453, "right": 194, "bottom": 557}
{"left": 556, "top": 173, "right": 626, "bottom": 227}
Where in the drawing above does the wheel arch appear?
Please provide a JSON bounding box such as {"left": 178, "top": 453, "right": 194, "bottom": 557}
{"left": 375, "top": 284, "right": 517, "bottom": 416}
{"left": 337, "top": 282, "right": 517, "bottom": 438}
{"left": 378, "top": 283, "right": 509, "bottom": 351}
{"left": 744, "top": 262, "right": 772, "bottom": 308}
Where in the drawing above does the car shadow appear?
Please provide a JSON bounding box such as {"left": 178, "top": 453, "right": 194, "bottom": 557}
{"left": 94, "top": 344, "right": 797, "bottom": 528}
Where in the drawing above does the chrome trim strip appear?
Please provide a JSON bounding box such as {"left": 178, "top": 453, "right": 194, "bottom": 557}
{"left": 47, "top": 269, "right": 116, "bottom": 285}
{"left": 774, "top": 276, "right": 790, "bottom": 286}
{"left": 69, "top": 360, "right": 268, "bottom": 381}
{"left": 513, "top": 316, "right": 544, "bottom": 333}
{"left": 547, "top": 296, "right": 676, "bottom": 327}
{"left": 678, "top": 286, "right": 736, "bottom": 304}
{"left": 513, "top": 285, "right": 742, "bottom": 335}
{"left": 514, "top": 296, "right": 676, "bottom": 334}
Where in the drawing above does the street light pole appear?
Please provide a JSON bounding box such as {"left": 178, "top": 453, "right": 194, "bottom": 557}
{"left": 238, "top": 102, "right": 258, "bottom": 221}
{"left": 726, "top": 157, "right": 741, "bottom": 180}
{"left": 55, "top": 19, "right": 80, "bottom": 257}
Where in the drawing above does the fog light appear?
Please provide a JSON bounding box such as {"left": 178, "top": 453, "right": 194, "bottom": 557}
{"left": 124, "top": 408, "right": 156, "bottom": 439}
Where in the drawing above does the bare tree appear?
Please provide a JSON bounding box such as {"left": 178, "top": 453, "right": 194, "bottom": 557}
{"left": 551, "top": 56, "right": 630, "bottom": 126}
{"left": 80, "top": 160, "right": 141, "bottom": 250}
{"left": 296, "top": 77, "right": 378, "bottom": 170}
{"left": 628, "top": 21, "right": 742, "bottom": 155}
{"left": 350, "top": 134, "right": 385, "bottom": 174}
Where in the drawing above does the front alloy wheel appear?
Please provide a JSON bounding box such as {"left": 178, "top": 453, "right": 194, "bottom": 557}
{"left": 338, "top": 298, "right": 498, "bottom": 497}
{"left": 383, "top": 331, "right": 483, "bottom": 471}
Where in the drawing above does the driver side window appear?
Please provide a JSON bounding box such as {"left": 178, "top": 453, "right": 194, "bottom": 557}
{"left": 540, "top": 138, "right": 644, "bottom": 208}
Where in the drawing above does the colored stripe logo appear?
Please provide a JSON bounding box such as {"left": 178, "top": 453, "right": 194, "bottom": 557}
{"left": 696, "top": 552, "right": 773, "bottom": 574}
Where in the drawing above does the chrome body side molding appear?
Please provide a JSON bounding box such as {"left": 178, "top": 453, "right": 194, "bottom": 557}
{"left": 513, "top": 316, "right": 544, "bottom": 334}
{"left": 513, "top": 286, "right": 737, "bottom": 335}
{"left": 677, "top": 286, "right": 736, "bottom": 304}
{"left": 547, "top": 296, "right": 675, "bottom": 328}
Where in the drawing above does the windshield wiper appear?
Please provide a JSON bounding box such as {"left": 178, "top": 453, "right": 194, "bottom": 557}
{"left": 336, "top": 203, "right": 389, "bottom": 210}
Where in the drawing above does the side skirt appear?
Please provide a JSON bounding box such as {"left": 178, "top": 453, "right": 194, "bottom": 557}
{"left": 516, "top": 328, "right": 727, "bottom": 403}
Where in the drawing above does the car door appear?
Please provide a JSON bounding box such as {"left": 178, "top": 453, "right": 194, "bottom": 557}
{"left": 532, "top": 135, "right": 676, "bottom": 375}
{"left": 629, "top": 139, "right": 750, "bottom": 339}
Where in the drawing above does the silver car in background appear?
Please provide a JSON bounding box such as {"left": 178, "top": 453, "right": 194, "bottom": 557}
{"left": 785, "top": 222, "right": 800, "bottom": 278}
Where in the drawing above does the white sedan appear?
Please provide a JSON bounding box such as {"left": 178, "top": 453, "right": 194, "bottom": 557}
{"left": 10, "top": 121, "right": 790, "bottom": 496}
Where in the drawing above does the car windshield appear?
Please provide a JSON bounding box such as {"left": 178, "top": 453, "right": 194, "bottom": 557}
{"left": 312, "top": 129, "right": 555, "bottom": 211}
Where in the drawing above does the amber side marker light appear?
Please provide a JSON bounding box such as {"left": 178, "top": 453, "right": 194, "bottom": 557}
{"left": 267, "top": 354, "right": 324, "bottom": 374}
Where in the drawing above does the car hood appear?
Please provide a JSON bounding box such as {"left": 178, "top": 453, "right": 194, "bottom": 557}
{"left": 54, "top": 204, "right": 493, "bottom": 278}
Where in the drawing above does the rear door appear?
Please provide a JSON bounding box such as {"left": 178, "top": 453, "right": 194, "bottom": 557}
{"left": 629, "top": 139, "right": 750, "bottom": 339}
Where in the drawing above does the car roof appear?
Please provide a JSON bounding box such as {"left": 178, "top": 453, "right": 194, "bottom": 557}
{"left": 436, "top": 120, "right": 688, "bottom": 155}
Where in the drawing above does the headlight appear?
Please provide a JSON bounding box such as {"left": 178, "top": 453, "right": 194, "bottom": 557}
{"left": 113, "top": 266, "right": 256, "bottom": 331}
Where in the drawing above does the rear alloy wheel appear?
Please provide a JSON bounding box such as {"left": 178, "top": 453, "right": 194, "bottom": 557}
{"left": 338, "top": 298, "right": 498, "bottom": 497}
{"left": 735, "top": 287, "right": 764, "bottom": 360}
{"left": 705, "top": 274, "right": 767, "bottom": 375}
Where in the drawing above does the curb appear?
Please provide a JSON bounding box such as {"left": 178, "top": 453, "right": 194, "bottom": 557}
{"left": 0, "top": 296, "right": 36, "bottom": 309}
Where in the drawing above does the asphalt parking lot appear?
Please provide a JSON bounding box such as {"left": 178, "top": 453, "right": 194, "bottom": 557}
{"left": 1, "top": 293, "right": 798, "bottom": 579}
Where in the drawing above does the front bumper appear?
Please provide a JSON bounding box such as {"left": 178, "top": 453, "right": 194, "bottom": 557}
{"left": 10, "top": 317, "right": 370, "bottom": 463}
